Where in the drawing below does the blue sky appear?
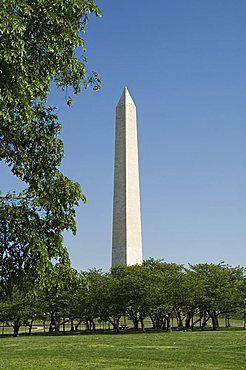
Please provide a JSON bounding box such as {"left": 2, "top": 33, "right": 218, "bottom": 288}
{"left": 2, "top": 0, "right": 246, "bottom": 271}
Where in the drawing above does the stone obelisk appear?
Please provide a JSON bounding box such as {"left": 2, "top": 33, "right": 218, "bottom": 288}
{"left": 112, "top": 87, "right": 142, "bottom": 266}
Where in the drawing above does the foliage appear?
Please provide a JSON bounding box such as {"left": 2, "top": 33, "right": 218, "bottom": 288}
{"left": 0, "top": 0, "right": 101, "bottom": 125}
{"left": 35, "top": 264, "right": 79, "bottom": 333}
{"left": 0, "top": 0, "right": 101, "bottom": 188}
{"left": 143, "top": 259, "right": 185, "bottom": 330}
{"left": 77, "top": 269, "right": 119, "bottom": 331}
{"left": 188, "top": 263, "right": 245, "bottom": 330}
{"left": 0, "top": 260, "right": 245, "bottom": 336}
{"left": 111, "top": 264, "right": 155, "bottom": 331}
{"left": 0, "top": 0, "right": 101, "bottom": 287}
{"left": 0, "top": 287, "right": 38, "bottom": 336}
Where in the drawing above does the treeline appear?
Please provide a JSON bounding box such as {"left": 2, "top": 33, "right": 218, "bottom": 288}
{"left": 0, "top": 259, "right": 246, "bottom": 336}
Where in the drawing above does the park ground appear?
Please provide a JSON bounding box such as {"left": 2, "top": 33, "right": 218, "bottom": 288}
{"left": 0, "top": 330, "right": 245, "bottom": 369}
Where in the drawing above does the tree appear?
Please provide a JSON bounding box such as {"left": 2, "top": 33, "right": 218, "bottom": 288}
{"left": 79, "top": 269, "right": 108, "bottom": 332}
{"left": 36, "top": 263, "right": 78, "bottom": 334}
{"left": 0, "top": 0, "right": 101, "bottom": 125}
{"left": 111, "top": 264, "right": 154, "bottom": 331}
{"left": 0, "top": 1, "right": 101, "bottom": 287}
{"left": 1, "top": 0, "right": 101, "bottom": 187}
{"left": 0, "top": 285, "right": 39, "bottom": 336}
{"left": 143, "top": 259, "right": 185, "bottom": 330}
{"left": 179, "top": 269, "right": 204, "bottom": 330}
{"left": 91, "top": 272, "right": 124, "bottom": 333}
{"left": 189, "top": 263, "right": 245, "bottom": 330}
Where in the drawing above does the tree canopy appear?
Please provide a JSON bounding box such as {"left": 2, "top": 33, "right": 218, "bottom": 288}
{"left": 0, "top": 0, "right": 101, "bottom": 291}
{"left": 1, "top": 260, "right": 245, "bottom": 336}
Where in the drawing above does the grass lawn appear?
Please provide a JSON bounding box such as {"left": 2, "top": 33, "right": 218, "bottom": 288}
{"left": 0, "top": 330, "right": 245, "bottom": 369}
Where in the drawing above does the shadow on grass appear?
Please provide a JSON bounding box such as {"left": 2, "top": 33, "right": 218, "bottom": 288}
{"left": 1, "top": 325, "right": 245, "bottom": 339}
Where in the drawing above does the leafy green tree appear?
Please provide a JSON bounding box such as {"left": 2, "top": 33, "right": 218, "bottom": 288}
{"left": 189, "top": 263, "right": 245, "bottom": 330}
{"left": 179, "top": 269, "right": 204, "bottom": 329}
{"left": 112, "top": 264, "right": 154, "bottom": 331}
{"left": 62, "top": 271, "right": 88, "bottom": 332}
{"left": 78, "top": 269, "right": 110, "bottom": 331}
{"left": 0, "top": 0, "right": 101, "bottom": 287}
{"left": 1, "top": 0, "right": 101, "bottom": 190}
{"left": 1, "top": 0, "right": 101, "bottom": 126}
{"left": 91, "top": 272, "right": 125, "bottom": 333}
{"left": 0, "top": 286, "right": 39, "bottom": 336}
{"left": 143, "top": 259, "right": 185, "bottom": 330}
{"left": 0, "top": 197, "right": 73, "bottom": 293}
{"left": 36, "top": 263, "right": 78, "bottom": 334}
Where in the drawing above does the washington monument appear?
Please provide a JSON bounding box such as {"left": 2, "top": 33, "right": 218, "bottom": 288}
{"left": 112, "top": 87, "right": 142, "bottom": 266}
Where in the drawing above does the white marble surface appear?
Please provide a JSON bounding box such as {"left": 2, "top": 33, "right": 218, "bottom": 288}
{"left": 112, "top": 87, "right": 142, "bottom": 266}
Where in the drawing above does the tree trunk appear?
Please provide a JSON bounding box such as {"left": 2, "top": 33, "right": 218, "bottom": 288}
{"left": 13, "top": 321, "right": 20, "bottom": 337}
{"left": 201, "top": 312, "right": 210, "bottom": 330}
{"left": 140, "top": 318, "right": 145, "bottom": 332}
{"left": 107, "top": 317, "right": 120, "bottom": 334}
{"left": 133, "top": 319, "right": 139, "bottom": 331}
{"left": 211, "top": 316, "right": 217, "bottom": 331}
{"left": 161, "top": 316, "right": 167, "bottom": 330}
{"left": 225, "top": 314, "right": 230, "bottom": 328}
{"left": 176, "top": 310, "right": 183, "bottom": 328}
{"left": 87, "top": 319, "right": 96, "bottom": 331}
{"left": 85, "top": 320, "right": 90, "bottom": 330}
{"left": 166, "top": 316, "right": 171, "bottom": 331}
{"left": 114, "top": 316, "right": 120, "bottom": 333}
{"left": 70, "top": 318, "right": 74, "bottom": 332}
{"left": 49, "top": 317, "right": 56, "bottom": 333}
{"left": 185, "top": 310, "right": 194, "bottom": 329}
{"left": 49, "top": 322, "right": 53, "bottom": 333}
{"left": 216, "top": 316, "right": 219, "bottom": 328}
{"left": 29, "top": 320, "right": 34, "bottom": 335}
{"left": 159, "top": 317, "right": 164, "bottom": 329}
{"left": 190, "top": 314, "right": 203, "bottom": 330}
{"left": 149, "top": 314, "right": 156, "bottom": 329}
{"left": 209, "top": 311, "right": 217, "bottom": 331}
{"left": 75, "top": 320, "right": 82, "bottom": 331}
{"left": 185, "top": 316, "right": 191, "bottom": 328}
{"left": 55, "top": 320, "right": 59, "bottom": 333}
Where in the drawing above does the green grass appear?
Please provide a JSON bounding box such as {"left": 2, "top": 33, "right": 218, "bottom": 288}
{"left": 0, "top": 331, "right": 245, "bottom": 369}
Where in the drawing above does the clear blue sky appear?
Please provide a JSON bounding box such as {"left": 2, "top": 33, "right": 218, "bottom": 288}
{"left": 2, "top": 0, "right": 246, "bottom": 271}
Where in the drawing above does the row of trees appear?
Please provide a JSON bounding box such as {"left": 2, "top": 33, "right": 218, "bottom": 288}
{"left": 1, "top": 259, "right": 245, "bottom": 336}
